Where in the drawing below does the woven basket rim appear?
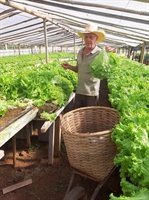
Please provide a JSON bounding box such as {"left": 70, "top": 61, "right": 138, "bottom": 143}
{"left": 61, "top": 128, "right": 112, "bottom": 137}
{"left": 65, "top": 106, "right": 119, "bottom": 113}
{"left": 61, "top": 106, "right": 119, "bottom": 119}
{"left": 61, "top": 106, "right": 119, "bottom": 137}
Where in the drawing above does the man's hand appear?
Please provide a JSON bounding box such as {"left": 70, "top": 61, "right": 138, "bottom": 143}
{"left": 61, "top": 62, "right": 70, "bottom": 70}
{"left": 105, "top": 45, "right": 116, "bottom": 53}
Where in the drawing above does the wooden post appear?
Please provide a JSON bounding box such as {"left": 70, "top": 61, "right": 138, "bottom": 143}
{"left": 117, "top": 48, "right": 120, "bottom": 54}
{"left": 54, "top": 115, "right": 61, "bottom": 157}
{"left": 12, "top": 135, "right": 16, "bottom": 168}
{"left": 43, "top": 19, "right": 49, "bottom": 63}
{"left": 140, "top": 42, "right": 146, "bottom": 63}
{"left": 25, "top": 124, "right": 31, "bottom": 148}
{"left": 127, "top": 46, "right": 131, "bottom": 58}
{"left": 52, "top": 46, "right": 54, "bottom": 52}
{"left": 5, "top": 43, "right": 7, "bottom": 50}
{"left": 18, "top": 43, "right": 21, "bottom": 55}
{"left": 74, "top": 33, "right": 76, "bottom": 60}
{"left": 48, "top": 122, "right": 55, "bottom": 165}
{"left": 13, "top": 44, "right": 16, "bottom": 55}
{"left": 39, "top": 45, "right": 42, "bottom": 53}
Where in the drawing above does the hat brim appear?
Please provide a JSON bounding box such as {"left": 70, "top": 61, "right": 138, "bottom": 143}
{"left": 77, "top": 30, "right": 106, "bottom": 44}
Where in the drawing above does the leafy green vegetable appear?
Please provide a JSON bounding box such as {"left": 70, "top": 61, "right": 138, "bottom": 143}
{"left": 0, "top": 59, "right": 77, "bottom": 116}
{"left": 0, "top": 100, "right": 8, "bottom": 116}
{"left": 90, "top": 49, "right": 114, "bottom": 80}
{"left": 110, "top": 188, "right": 149, "bottom": 200}
{"left": 40, "top": 111, "right": 57, "bottom": 121}
{"left": 120, "top": 178, "right": 140, "bottom": 196}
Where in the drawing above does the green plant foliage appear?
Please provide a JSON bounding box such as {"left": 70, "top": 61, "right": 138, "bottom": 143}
{"left": 144, "top": 53, "right": 149, "bottom": 61}
{"left": 0, "top": 53, "right": 77, "bottom": 116}
{"left": 90, "top": 48, "right": 118, "bottom": 80}
{"left": 40, "top": 112, "right": 57, "bottom": 121}
{"left": 105, "top": 53, "right": 149, "bottom": 199}
{"left": 134, "top": 53, "right": 140, "bottom": 60}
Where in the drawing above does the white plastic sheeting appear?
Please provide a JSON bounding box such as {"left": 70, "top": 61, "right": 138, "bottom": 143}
{"left": 0, "top": 0, "right": 149, "bottom": 48}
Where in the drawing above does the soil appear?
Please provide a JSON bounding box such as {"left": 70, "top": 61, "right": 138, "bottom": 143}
{"left": 0, "top": 79, "right": 122, "bottom": 200}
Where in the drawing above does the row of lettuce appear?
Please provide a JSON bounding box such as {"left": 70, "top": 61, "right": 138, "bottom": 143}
{"left": 0, "top": 53, "right": 78, "bottom": 120}
{"left": 0, "top": 52, "right": 75, "bottom": 65}
{"left": 93, "top": 51, "right": 149, "bottom": 200}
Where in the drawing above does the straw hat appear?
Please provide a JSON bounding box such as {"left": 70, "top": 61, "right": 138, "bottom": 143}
{"left": 77, "top": 23, "right": 106, "bottom": 43}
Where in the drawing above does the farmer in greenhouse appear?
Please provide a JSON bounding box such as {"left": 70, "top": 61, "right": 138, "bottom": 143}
{"left": 61, "top": 23, "right": 115, "bottom": 109}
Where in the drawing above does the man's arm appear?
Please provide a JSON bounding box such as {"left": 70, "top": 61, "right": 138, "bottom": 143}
{"left": 61, "top": 62, "right": 78, "bottom": 73}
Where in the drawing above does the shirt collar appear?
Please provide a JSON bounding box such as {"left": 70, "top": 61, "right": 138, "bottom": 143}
{"left": 91, "top": 45, "right": 99, "bottom": 54}
{"left": 81, "top": 45, "right": 98, "bottom": 55}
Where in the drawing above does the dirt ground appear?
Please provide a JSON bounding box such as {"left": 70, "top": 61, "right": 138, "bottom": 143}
{"left": 0, "top": 137, "right": 122, "bottom": 200}
{"left": 0, "top": 79, "right": 122, "bottom": 200}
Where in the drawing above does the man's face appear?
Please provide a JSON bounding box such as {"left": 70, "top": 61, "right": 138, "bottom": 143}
{"left": 84, "top": 33, "right": 97, "bottom": 49}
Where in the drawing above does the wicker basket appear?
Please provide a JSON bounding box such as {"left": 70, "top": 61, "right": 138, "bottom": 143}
{"left": 61, "top": 106, "right": 119, "bottom": 182}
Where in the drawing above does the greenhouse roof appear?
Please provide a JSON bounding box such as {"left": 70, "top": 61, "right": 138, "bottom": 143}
{"left": 0, "top": 0, "right": 149, "bottom": 48}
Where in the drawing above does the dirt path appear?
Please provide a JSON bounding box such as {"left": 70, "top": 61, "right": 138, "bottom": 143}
{"left": 0, "top": 137, "right": 121, "bottom": 200}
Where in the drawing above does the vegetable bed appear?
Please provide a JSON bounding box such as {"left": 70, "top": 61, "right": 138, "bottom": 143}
{"left": 0, "top": 53, "right": 77, "bottom": 120}
{"left": 91, "top": 50, "right": 149, "bottom": 199}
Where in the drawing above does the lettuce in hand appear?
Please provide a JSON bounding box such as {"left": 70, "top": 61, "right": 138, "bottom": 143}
{"left": 90, "top": 48, "right": 112, "bottom": 80}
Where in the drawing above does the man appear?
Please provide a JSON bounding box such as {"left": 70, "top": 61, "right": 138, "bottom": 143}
{"left": 61, "top": 23, "right": 114, "bottom": 109}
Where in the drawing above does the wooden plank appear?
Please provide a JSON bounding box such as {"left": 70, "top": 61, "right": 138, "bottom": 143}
{"left": 2, "top": 179, "right": 32, "bottom": 194}
{"left": 41, "top": 121, "right": 52, "bottom": 133}
{"left": 0, "top": 150, "right": 4, "bottom": 159}
{"left": 0, "top": 107, "right": 38, "bottom": 147}
{"left": 54, "top": 115, "right": 62, "bottom": 157}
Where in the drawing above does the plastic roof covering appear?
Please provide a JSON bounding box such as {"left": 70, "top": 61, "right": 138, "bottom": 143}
{"left": 0, "top": 0, "right": 149, "bottom": 48}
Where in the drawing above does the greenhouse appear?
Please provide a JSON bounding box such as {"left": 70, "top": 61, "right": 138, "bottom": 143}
{"left": 0, "top": 0, "right": 149, "bottom": 200}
